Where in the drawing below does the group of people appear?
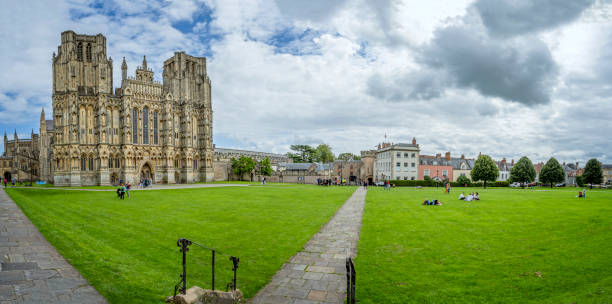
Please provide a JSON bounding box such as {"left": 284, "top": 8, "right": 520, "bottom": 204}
{"left": 3, "top": 177, "right": 17, "bottom": 188}
{"left": 139, "top": 178, "right": 152, "bottom": 188}
{"left": 422, "top": 199, "right": 443, "bottom": 205}
{"left": 116, "top": 182, "right": 131, "bottom": 199}
{"left": 577, "top": 189, "right": 587, "bottom": 198}
{"left": 459, "top": 192, "right": 480, "bottom": 201}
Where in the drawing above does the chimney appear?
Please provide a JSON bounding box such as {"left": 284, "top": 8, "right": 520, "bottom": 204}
{"left": 511, "top": 159, "right": 514, "bottom": 166}
{"left": 461, "top": 154, "right": 465, "bottom": 159}
{"left": 445, "top": 152, "right": 451, "bottom": 160}
{"left": 502, "top": 158, "right": 506, "bottom": 164}
{"left": 436, "top": 153, "right": 441, "bottom": 159}
{"left": 412, "top": 137, "right": 416, "bottom": 145}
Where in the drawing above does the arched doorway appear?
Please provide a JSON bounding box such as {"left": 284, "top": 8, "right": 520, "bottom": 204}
{"left": 110, "top": 173, "right": 119, "bottom": 186}
{"left": 4, "top": 172, "right": 11, "bottom": 181}
{"left": 174, "top": 171, "right": 180, "bottom": 184}
{"left": 139, "top": 163, "right": 153, "bottom": 183}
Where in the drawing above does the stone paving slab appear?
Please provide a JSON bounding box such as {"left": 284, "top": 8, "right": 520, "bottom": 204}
{"left": 250, "top": 187, "right": 366, "bottom": 304}
{"left": 0, "top": 189, "right": 108, "bottom": 303}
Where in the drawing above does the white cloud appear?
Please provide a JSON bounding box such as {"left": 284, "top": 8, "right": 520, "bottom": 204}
{"left": 0, "top": 0, "right": 610, "bottom": 164}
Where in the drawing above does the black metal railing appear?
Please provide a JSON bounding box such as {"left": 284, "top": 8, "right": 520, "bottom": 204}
{"left": 173, "top": 238, "right": 239, "bottom": 297}
{"left": 346, "top": 257, "right": 356, "bottom": 304}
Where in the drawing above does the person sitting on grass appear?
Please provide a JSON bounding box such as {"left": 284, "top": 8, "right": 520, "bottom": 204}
{"left": 474, "top": 192, "right": 480, "bottom": 200}
{"left": 434, "top": 199, "right": 443, "bottom": 206}
{"left": 422, "top": 199, "right": 430, "bottom": 205}
{"left": 459, "top": 192, "right": 465, "bottom": 200}
{"left": 465, "top": 193, "right": 473, "bottom": 201}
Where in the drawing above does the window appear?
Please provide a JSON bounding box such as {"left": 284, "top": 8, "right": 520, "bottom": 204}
{"left": 411, "top": 177, "right": 415, "bottom": 180}
{"left": 86, "top": 43, "right": 92, "bottom": 61}
{"left": 411, "top": 163, "right": 415, "bottom": 167}
{"left": 460, "top": 173, "right": 466, "bottom": 177}
{"left": 396, "top": 152, "right": 401, "bottom": 157}
{"left": 396, "top": 162, "right": 400, "bottom": 167}
{"left": 132, "top": 109, "right": 138, "bottom": 144}
{"left": 88, "top": 158, "right": 93, "bottom": 171}
{"left": 108, "top": 158, "right": 112, "bottom": 169}
{"left": 115, "top": 158, "right": 120, "bottom": 168}
{"left": 77, "top": 42, "right": 83, "bottom": 60}
{"left": 404, "top": 162, "right": 408, "bottom": 167}
{"left": 424, "top": 169, "right": 430, "bottom": 176}
{"left": 80, "top": 157, "right": 86, "bottom": 171}
{"left": 193, "top": 160, "right": 197, "bottom": 170}
{"left": 411, "top": 153, "right": 415, "bottom": 158}
{"left": 442, "top": 170, "right": 448, "bottom": 177}
{"left": 143, "top": 107, "right": 149, "bottom": 144}
{"left": 404, "top": 153, "right": 408, "bottom": 157}
{"left": 404, "top": 176, "right": 408, "bottom": 180}
{"left": 153, "top": 112, "right": 158, "bottom": 144}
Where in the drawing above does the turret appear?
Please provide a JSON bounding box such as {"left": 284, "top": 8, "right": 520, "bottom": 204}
{"left": 14, "top": 129, "right": 18, "bottom": 142}
{"left": 135, "top": 55, "right": 154, "bottom": 82}
{"left": 121, "top": 57, "right": 127, "bottom": 83}
{"left": 3, "top": 131, "right": 7, "bottom": 156}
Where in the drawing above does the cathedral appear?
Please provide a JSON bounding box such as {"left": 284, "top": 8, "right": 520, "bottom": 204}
{"left": 38, "top": 30, "right": 214, "bottom": 186}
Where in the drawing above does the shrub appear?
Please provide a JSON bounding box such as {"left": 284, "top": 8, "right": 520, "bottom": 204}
{"left": 495, "top": 181, "right": 510, "bottom": 187}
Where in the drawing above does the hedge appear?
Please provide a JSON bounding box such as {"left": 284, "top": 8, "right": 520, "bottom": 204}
{"left": 389, "top": 180, "right": 509, "bottom": 187}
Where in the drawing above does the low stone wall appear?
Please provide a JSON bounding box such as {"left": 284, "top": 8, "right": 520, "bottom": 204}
{"left": 166, "top": 286, "right": 243, "bottom": 304}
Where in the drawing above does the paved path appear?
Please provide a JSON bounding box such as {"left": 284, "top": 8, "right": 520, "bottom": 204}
{"left": 250, "top": 187, "right": 367, "bottom": 304}
{"left": 0, "top": 189, "right": 107, "bottom": 304}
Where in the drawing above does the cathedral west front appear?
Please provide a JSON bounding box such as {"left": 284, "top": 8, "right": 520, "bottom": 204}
{"left": 38, "top": 30, "right": 214, "bottom": 186}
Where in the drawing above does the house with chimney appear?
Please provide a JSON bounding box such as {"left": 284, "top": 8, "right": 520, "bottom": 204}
{"left": 495, "top": 158, "right": 513, "bottom": 181}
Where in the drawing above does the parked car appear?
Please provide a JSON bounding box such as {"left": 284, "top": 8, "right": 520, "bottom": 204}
{"left": 528, "top": 182, "right": 538, "bottom": 187}
{"left": 510, "top": 182, "right": 521, "bottom": 187}
{"left": 555, "top": 182, "right": 566, "bottom": 187}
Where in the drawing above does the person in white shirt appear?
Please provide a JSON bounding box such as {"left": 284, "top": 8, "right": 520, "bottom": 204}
{"left": 459, "top": 192, "right": 465, "bottom": 200}
{"left": 466, "top": 194, "right": 473, "bottom": 201}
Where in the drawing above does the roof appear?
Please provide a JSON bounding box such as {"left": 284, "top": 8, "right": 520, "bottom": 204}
{"left": 316, "top": 163, "right": 333, "bottom": 171}
{"left": 214, "top": 147, "right": 287, "bottom": 159}
{"left": 285, "top": 163, "right": 313, "bottom": 171}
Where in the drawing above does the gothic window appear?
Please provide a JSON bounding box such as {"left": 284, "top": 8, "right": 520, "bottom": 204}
{"left": 132, "top": 109, "right": 138, "bottom": 144}
{"left": 86, "top": 44, "right": 92, "bottom": 61}
{"left": 193, "top": 160, "right": 197, "bottom": 170}
{"left": 115, "top": 158, "right": 120, "bottom": 168}
{"left": 80, "top": 157, "right": 86, "bottom": 171}
{"left": 77, "top": 42, "right": 83, "bottom": 61}
{"left": 108, "top": 158, "right": 112, "bottom": 169}
{"left": 88, "top": 157, "right": 94, "bottom": 171}
{"left": 153, "top": 111, "right": 158, "bottom": 145}
{"left": 143, "top": 107, "right": 149, "bottom": 144}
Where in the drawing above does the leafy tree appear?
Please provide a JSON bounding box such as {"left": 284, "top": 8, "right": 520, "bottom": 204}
{"left": 509, "top": 156, "right": 536, "bottom": 184}
{"left": 423, "top": 175, "right": 432, "bottom": 181}
{"left": 231, "top": 156, "right": 256, "bottom": 181}
{"left": 576, "top": 175, "right": 585, "bottom": 187}
{"left": 456, "top": 175, "right": 471, "bottom": 185}
{"left": 314, "top": 144, "right": 335, "bottom": 163}
{"left": 287, "top": 145, "right": 316, "bottom": 163}
{"left": 582, "top": 158, "right": 603, "bottom": 189}
{"left": 259, "top": 157, "right": 272, "bottom": 176}
{"left": 539, "top": 157, "right": 565, "bottom": 188}
{"left": 337, "top": 153, "right": 361, "bottom": 161}
{"left": 471, "top": 154, "right": 499, "bottom": 188}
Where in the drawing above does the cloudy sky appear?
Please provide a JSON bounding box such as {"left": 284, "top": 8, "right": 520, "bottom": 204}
{"left": 1, "top": 0, "right": 611, "bottom": 164}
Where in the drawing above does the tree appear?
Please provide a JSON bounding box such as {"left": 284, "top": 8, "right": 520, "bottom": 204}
{"left": 576, "top": 175, "right": 585, "bottom": 187}
{"left": 259, "top": 157, "right": 272, "bottom": 176}
{"left": 509, "top": 156, "right": 536, "bottom": 185}
{"left": 287, "top": 145, "right": 316, "bottom": 163}
{"left": 337, "top": 153, "right": 361, "bottom": 161}
{"left": 539, "top": 157, "right": 565, "bottom": 188}
{"left": 456, "top": 175, "right": 471, "bottom": 185}
{"left": 471, "top": 154, "right": 499, "bottom": 188}
{"left": 314, "top": 144, "right": 334, "bottom": 163}
{"left": 424, "top": 175, "right": 432, "bottom": 181}
{"left": 231, "top": 156, "right": 256, "bottom": 181}
{"left": 582, "top": 158, "right": 603, "bottom": 189}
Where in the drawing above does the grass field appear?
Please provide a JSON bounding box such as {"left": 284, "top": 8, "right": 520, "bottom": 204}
{"left": 355, "top": 187, "right": 612, "bottom": 303}
{"left": 6, "top": 185, "right": 356, "bottom": 303}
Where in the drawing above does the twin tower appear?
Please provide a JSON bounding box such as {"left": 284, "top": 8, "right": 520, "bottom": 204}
{"left": 40, "top": 30, "right": 214, "bottom": 186}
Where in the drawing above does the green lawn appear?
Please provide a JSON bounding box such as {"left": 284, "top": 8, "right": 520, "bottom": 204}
{"left": 6, "top": 185, "right": 356, "bottom": 303}
{"left": 356, "top": 187, "right": 612, "bottom": 304}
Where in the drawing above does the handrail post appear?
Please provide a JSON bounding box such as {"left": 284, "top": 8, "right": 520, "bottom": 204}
{"left": 177, "top": 238, "right": 192, "bottom": 295}
{"left": 230, "top": 256, "right": 239, "bottom": 291}
{"left": 211, "top": 250, "right": 215, "bottom": 291}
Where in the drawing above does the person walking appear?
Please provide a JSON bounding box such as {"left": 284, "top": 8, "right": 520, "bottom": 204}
{"left": 120, "top": 183, "right": 126, "bottom": 200}
{"left": 3, "top": 178, "right": 6, "bottom": 188}
{"left": 126, "top": 182, "right": 131, "bottom": 198}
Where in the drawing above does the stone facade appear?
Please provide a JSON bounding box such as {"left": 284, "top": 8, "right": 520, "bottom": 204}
{"left": 39, "top": 31, "right": 213, "bottom": 186}
{"left": 1, "top": 131, "right": 40, "bottom": 182}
